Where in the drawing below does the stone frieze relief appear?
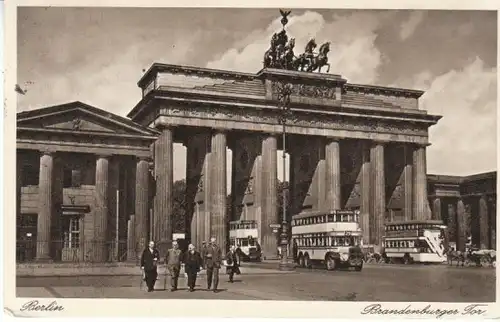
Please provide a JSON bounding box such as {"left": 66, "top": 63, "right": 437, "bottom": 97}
{"left": 160, "top": 105, "right": 427, "bottom": 136}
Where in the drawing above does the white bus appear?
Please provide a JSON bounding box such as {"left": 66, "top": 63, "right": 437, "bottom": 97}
{"left": 291, "top": 210, "right": 364, "bottom": 271}
{"left": 229, "top": 220, "right": 262, "bottom": 262}
{"left": 383, "top": 220, "right": 447, "bottom": 264}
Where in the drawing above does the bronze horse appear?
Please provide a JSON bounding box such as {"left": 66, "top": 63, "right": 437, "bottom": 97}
{"left": 306, "top": 42, "right": 331, "bottom": 73}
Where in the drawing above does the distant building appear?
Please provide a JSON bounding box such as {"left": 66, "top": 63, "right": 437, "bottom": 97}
{"left": 428, "top": 172, "right": 496, "bottom": 250}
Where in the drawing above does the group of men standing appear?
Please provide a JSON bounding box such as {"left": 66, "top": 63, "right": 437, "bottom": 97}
{"left": 140, "top": 237, "right": 240, "bottom": 293}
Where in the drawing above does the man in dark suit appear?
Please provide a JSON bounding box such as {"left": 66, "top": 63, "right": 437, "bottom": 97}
{"left": 141, "top": 241, "right": 160, "bottom": 292}
{"left": 165, "top": 240, "right": 182, "bottom": 291}
{"left": 202, "top": 236, "right": 222, "bottom": 292}
{"left": 183, "top": 243, "right": 203, "bottom": 292}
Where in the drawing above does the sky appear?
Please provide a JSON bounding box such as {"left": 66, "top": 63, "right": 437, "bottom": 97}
{"left": 17, "top": 8, "right": 497, "bottom": 183}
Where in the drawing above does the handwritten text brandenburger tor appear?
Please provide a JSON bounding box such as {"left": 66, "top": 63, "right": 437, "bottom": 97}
{"left": 361, "top": 303, "right": 487, "bottom": 319}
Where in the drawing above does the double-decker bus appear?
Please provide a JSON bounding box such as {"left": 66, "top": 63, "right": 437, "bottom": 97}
{"left": 383, "top": 220, "right": 447, "bottom": 264}
{"left": 291, "top": 210, "right": 364, "bottom": 271}
{"left": 229, "top": 220, "right": 262, "bottom": 262}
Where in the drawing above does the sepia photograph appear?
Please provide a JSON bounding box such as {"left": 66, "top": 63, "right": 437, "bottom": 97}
{"left": 4, "top": 2, "right": 498, "bottom": 318}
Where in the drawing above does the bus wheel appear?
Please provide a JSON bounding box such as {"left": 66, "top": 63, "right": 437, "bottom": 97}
{"left": 304, "top": 254, "right": 312, "bottom": 269}
{"left": 403, "top": 254, "right": 412, "bottom": 265}
{"left": 325, "top": 254, "right": 337, "bottom": 271}
{"left": 354, "top": 263, "right": 363, "bottom": 272}
{"left": 298, "top": 254, "right": 305, "bottom": 268}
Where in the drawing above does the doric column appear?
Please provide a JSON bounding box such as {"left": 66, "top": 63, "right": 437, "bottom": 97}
{"left": 325, "top": 138, "right": 341, "bottom": 210}
{"left": 370, "top": 141, "right": 385, "bottom": 246}
{"left": 93, "top": 154, "right": 110, "bottom": 262}
{"left": 447, "top": 200, "right": 457, "bottom": 246}
{"left": 456, "top": 199, "right": 466, "bottom": 252}
{"left": 36, "top": 150, "right": 54, "bottom": 261}
{"left": 211, "top": 130, "right": 227, "bottom": 253}
{"left": 479, "top": 195, "right": 489, "bottom": 249}
{"left": 413, "top": 145, "right": 431, "bottom": 220}
{"left": 403, "top": 145, "right": 413, "bottom": 220}
{"left": 127, "top": 215, "right": 136, "bottom": 261}
{"left": 432, "top": 197, "right": 442, "bottom": 221}
{"left": 154, "top": 126, "right": 173, "bottom": 247}
{"left": 135, "top": 157, "right": 150, "bottom": 256}
{"left": 360, "top": 142, "right": 370, "bottom": 245}
{"left": 261, "top": 134, "right": 278, "bottom": 259}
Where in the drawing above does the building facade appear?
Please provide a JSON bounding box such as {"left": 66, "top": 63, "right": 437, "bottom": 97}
{"left": 15, "top": 65, "right": 496, "bottom": 263}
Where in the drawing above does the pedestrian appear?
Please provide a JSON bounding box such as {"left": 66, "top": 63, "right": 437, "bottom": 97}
{"left": 225, "top": 245, "right": 240, "bottom": 283}
{"left": 140, "top": 240, "right": 160, "bottom": 292}
{"left": 165, "top": 240, "right": 182, "bottom": 292}
{"left": 202, "top": 236, "right": 222, "bottom": 292}
{"left": 183, "top": 244, "right": 203, "bottom": 292}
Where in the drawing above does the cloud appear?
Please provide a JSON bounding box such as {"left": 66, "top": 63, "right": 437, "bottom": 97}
{"left": 206, "top": 11, "right": 386, "bottom": 84}
{"left": 399, "top": 11, "right": 425, "bottom": 41}
{"left": 415, "top": 57, "right": 497, "bottom": 175}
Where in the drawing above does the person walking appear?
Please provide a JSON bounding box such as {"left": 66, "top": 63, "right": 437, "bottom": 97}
{"left": 225, "top": 245, "right": 240, "bottom": 283}
{"left": 165, "top": 240, "right": 182, "bottom": 292}
{"left": 140, "top": 241, "right": 160, "bottom": 292}
{"left": 183, "top": 244, "right": 203, "bottom": 292}
{"left": 202, "top": 236, "right": 222, "bottom": 292}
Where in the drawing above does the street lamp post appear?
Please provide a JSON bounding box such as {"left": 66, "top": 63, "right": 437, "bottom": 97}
{"left": 276, "top": 82, "right": 295, "bottom": 271}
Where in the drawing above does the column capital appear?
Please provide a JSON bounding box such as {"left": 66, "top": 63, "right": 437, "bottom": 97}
{"left": 325, "top": 136, "right": 343, "bottom": 142}
{"left": 96, "top": 153, "right": 113, "bottom": 160}
{"left": 137, "top": 156, "right": 152, "bottom": 163}
{"left": 155, "top": 123, "right": 175, "bottom": 132}
{"left": 39, "top": 148, "right": 56, "bottom": 156}
{"left": 210, "top": 127, "right": 228, "bottom": 135}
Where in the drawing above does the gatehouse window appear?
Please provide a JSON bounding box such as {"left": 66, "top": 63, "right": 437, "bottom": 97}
{"left": 21, "top": 165, "right": 39, "bottom": 186}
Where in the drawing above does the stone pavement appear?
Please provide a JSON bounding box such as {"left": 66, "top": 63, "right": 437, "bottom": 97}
{"left": 16, "top": 262, "right": 292, "bottom": 277}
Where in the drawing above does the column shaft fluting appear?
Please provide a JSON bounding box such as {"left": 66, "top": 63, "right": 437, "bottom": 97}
{"left": 325, "top": 139, "right": 341, "bottom": 210}
{"left": 36, "top": 151, "right": 54, "bottom": 261}
{"left": 261, "top": 134, "right": 278, "bottom": 259}
{"left": 432, "top": 198, "right": 442, "bottom": 221}
{"left": 413, "top": 145, "right": 430, "bottom": 220}
{"left": 154, "top": 127, "right": 173, "bottom": 245}
{"left": 403, "top": 145, "right": 413, "bottom": 221}
{"left": 135, "top": 158, "right": 150, "bottom": 255}
{"left": 456, "top": 199, "right": 466, "bottom": 252}
{"left": 479, "top": 195, "right": 489, "bottom": 249}
{"left": 370, "top": 142, "right": 385, "bottom": 246}
{"left": 360, "top": 143, "right": 370, "bottom": 245}
{"left": 211, "top": 131, "right": 227, "bottom": 252}
{"left": 94, "top": 155, "right": 110, "bottom": 262}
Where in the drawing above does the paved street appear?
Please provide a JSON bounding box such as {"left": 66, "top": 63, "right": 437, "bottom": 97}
{"left": 17, "top": 264, "right": 495, "bottom": 302}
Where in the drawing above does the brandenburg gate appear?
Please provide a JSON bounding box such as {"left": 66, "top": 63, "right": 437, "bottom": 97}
{"left": 127, "top": 12, "right": 441, "bottom": 258}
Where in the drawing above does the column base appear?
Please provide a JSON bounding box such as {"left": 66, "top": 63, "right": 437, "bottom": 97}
{"left": 34, "top": 257, "right": 54, "bottom": 264}
{"left": 278, "top": 257, "right": 296, "bottom": 271}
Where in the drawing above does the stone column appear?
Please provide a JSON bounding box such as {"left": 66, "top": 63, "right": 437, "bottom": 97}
{"left": 325, "top": 138, "right": 341, "bottom": 210}
{"left": 432, "top": 198, "right": 442, "bottom": 221}
{"left": 135, "top": 157, "right": 150, "bottom": 256}
{"left": 479, "top": 195, "right": 489, "bottom": 249}
{"left": 413, "top": 145, "right": 431, "bottom": 220}
{"left": 261, "top": 134, "right": 278, "bottom": 259}
{"left": 370, "top": 142, "right": 385, "bottom": 246}
{"left": 211, "top": 130, "right": 227, "bottom": 253}
{"left": 456, "top": 199, "right": 466, "bottom": 252}
{"left": 403, "top": 145, "right": 413, "bottom": 220}
{"left": 93, "top": 154, "right": 110, "bottom": 262}
{"left": 154, "top": 126, "right": 174, "bottom": 249}
{"left": 447, "top": 200, "right": 457, "bottom": 246}
{"left": 127, "top": 215, "right": 136, "bottom": 261}
{"left": 36, "top": 151, "right": 54, "bottom": 261}
{"left": 360, "top": 142, "right": 370, "bottom": 245}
